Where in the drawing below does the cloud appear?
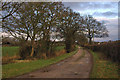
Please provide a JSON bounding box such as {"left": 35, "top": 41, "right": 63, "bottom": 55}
{"left": 63, "top": 2, "right": 117, "bottom": 12}
{"left": 95, "top": 17, "right": 118, "bottom": 25}
{"left": 93, "top": 11, "right": 118, "bottom": 17}
{"left": 94, "top": 17, "right": 118, "bottom": 42}
{"left": 102, "top": 20, "right": 110, "bottom": 24}
{"left": 94, "top": 35, "right": 118, "bottom": 42}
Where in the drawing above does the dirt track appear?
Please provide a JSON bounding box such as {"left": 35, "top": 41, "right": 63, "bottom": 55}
{"left": 17, "top": 47, "right": 93, "bottom": 78}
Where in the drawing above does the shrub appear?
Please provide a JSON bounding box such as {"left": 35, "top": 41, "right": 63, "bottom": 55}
{"left": 19, "top": 43, "right": 32, "bottom": 59}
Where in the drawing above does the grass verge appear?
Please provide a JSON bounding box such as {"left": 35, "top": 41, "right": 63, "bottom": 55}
{"left": 90, "top": 50, "right": 119, "bottom": 78}
{"left": 2, "top": 46, "right": 78, "bottom": 78}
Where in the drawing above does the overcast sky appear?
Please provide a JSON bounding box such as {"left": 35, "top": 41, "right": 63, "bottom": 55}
{"left": 63, "top": 2, "right": 118, "bottom": 42}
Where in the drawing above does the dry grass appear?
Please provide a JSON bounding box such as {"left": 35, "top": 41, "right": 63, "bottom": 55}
{"left": 12, "top": 60, "right": 32, "bottom": 63}
{"left": 41, "top": 53, "right": 47, "bottom": 59}
{"left": 2, "top": 55, "right": 20, "bottom": 64}
{"left": 55, "top": 49, "right": 66, "bottom": 57}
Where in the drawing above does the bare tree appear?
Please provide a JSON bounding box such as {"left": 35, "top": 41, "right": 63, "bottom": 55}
{"left": 2, "top": 2, "right": 44, "bottom": 56}
{"left": 83, "top": 15, "right": 109, "bottom": 44}
{"left": 57, "top": 7, "right": 82, "bottom": 53}
{"left": 1, "top": 2, "right": 22, "bottom": 21}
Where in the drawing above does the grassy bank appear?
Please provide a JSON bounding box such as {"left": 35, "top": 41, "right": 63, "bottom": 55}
{"left": 2, "top": 46, "right": 78, "bottom": 78}
{"left": 90, "top": 50, "right": 119, "bottom": 78}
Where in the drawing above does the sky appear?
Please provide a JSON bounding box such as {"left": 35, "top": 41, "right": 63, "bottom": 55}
{"left": 63, "top": 2, "right": 118, "bottom": 42}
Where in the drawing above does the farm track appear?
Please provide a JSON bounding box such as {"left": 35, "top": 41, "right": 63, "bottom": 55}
{"left": 17, "top": 47, "right": 93, "bottom": 78}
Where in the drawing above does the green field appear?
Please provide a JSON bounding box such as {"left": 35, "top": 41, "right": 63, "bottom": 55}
{"left": 54, "top": 46, "right": 65, "bottom": 51}
{"left": 2, "top": 46, "right": 19, "bottom": 57}
{"left": 2, "top": 46, "right": 78, "bottom": 78}
{"left": 90, "top": 50, "right": 119, "bottom": 78}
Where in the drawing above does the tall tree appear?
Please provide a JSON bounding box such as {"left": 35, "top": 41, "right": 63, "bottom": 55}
{"left": 57, "top": 7, "right": 82, "bottom": 53}
{"left": 83, "top": 15, "right": 109, "bottom": 44}
{"left": 37, "top": 2, "right": 64, "bottom": 56}
{"left": 2, "top": 2, "right": 44, "bottom": 56}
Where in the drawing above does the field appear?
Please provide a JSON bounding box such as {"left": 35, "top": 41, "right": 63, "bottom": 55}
{"left": 54, "top": 46, "right": 65, "bottom": 51}
{"left": 2, "top": 46, "right": 78, "bottom": 78}
{"left": 2, "top": 46, "right": 19, "bottom": 57}
{"left": 90, "top": 50, "right": 119, "bottom": 78}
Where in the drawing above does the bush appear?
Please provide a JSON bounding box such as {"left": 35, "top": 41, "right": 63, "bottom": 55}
{"left": 19, "top": 43, "right": 32, "bottom": 59}
{"left": 18, "top": 40, "right": 69, "bottom": 60}
{"left": 19, "top": 43, "right": 48, "bottom": 59}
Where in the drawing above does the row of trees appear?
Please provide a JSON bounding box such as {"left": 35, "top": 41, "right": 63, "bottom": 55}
{"left": 2, "top": 2, "right": 108, "bottom": 58}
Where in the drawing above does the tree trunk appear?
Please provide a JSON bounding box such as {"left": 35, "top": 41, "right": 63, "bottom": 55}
{"left": 30, "top": 40, "right": 35, "bottom": 57}
{"left": 25, "top": 35, "right": 29, "bottom": 41}
{"left": 89, "top": 37, "right": 92, "bottom": 44}
{"left": 65, "top": 37, "right": 72, "bottom": 53}
{"left": 46, "top": 40, "right": 50, "bottom": 57}
{"left": 30, "top": 46, "right": 34, "bottom": 57}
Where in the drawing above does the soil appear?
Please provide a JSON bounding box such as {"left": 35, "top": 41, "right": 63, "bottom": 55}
{"left": 16, "top": 47, "right": 93, "bottom": 78}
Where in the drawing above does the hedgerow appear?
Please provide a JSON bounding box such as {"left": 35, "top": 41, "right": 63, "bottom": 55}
{"left": 84, "top": 40, "right": 120, "bottom": 62}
